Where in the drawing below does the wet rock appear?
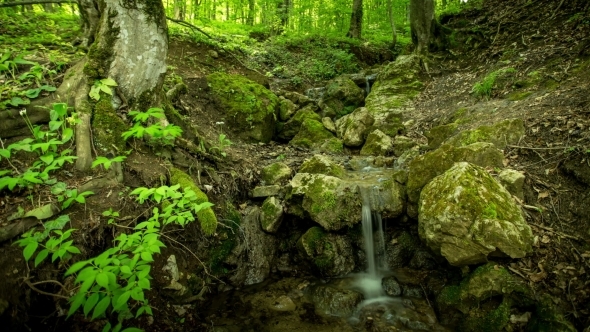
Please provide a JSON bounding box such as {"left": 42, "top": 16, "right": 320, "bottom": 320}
{"left": 444, "top": 118, "right": 525, "bottom": 149}
{"left": 288, "top": 173, "right": 360, "bottom": 231}
{"left": 289, "top": 118, "right": 339, "bottom": 151}
{"left": 311, "top": 285, "right": 363, "bottom": 317}
{"left": 425, "top": 123, "right": 459, "bottom": 150}
{"left": 270, "top": 295, "right": 297, "bottom": 312}
{"left": 401, "top": 284, "right": 424, "bottom": 298}
{"left": 498, "top": 169, "right": 525, "bottom": 200}
{"left": 335, "top": 107, "right": 375, "bottom": 147}
{"left": 207, "top": 72, "right": 278, "bottom": 143}
{"left": 407, "top": 142, "right": 504, "bottom": 206}
{"left": 393, "top": 146, "right": 420, "bottom": 170}
{"left": 278, "top": 97, "right": 298, "bottom": 121}
{"left": 386, "top": 232, "right": 421, "bottom": 269}
{"left": 382, "top": 276, "right": 402, "bottom": 296}
{"left": 261, "top": 162, "right": 292, "bottom": 185}
{"left": 360, "top": 129, "right": 394, "bottom": 156}
{"left": 278, "top": 104, "right": 321, "bottom": 140}
{"left": 318, "top": 138, "right": 345, "bottom": 154}
{"left": 299, "top": 154, "right": 345, "bottom": 178}
{"left": 319, "top": 76, "right": 365, "bottom": 119}
{"left": 305, "top": 87, "right": 326, "bottom": 101}
{"left": 297, "top": 227, "right": 355, "bottom": 276}
{"left": 283, "top": 91, "right": 313, "bottom": 107}
{"left": 392, "top": 135, "right": 417, "bottom": 157}
{"left": 251, "top": 185, "right": 280, "bottom": 198}
{"left": 408, "top": 249, "right": 438, "bottom": 270}
{"left": 419, "top": 163, "right": 534, "bottom": 266}
{"left": 229, "top": 207, "right": 277, "bottom": 286}
{"left": 260, "top": 197, "right": 283, "bottom": 233}
{"left": 322, "top": 117, "right": 336, "bottom": 133}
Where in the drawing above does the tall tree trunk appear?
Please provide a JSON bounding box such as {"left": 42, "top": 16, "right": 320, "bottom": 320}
{"left": 410, "top": 0, "right": 434, "bottom": 54}
{"left": 278, "top": 0, "right": 289, "bottom": 27}
{"left": 78, "top": 0, "right": 100, "bottom": 47}
{"left": 387, "top": 0, "right": 397, "bottom": 47}
{"left": 247, "top": 0, "right": 255, "bottom": 25}
{"left": 346, "top": 0, "right": 363, "bottom": 39}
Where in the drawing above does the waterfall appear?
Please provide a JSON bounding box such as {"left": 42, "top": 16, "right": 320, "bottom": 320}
{"left": 365, "top": 76, "right": 371, "bottom": 96}
{"left": 357, "top": 185, "right": 387, "bottom": 299}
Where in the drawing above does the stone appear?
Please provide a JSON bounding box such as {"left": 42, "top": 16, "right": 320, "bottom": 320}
{"left": 444, "top": 118, "right": 525, "bottom": 149}
{"left": 278, "top": 97, "right": 298, "bottom": 121}
{"left": 360, "top": 129, "right": 394, "bottom": 156}
{"left": 419, "top": 163, "right": 534, "bottom": 266}
{"left": 498, "top": 169, "right": 525, "bottom": 200}
{"left": 289, "top": 118, "right": 337, "bottom": 151}
{"left": 318, "top": 138, "right": 344, "bottom": 154}
{"left": 208, "top": 50, "right": 219, "bottom": 58}
{"left": 407, "top": 142, "right": 504, "bottom": 205}
{"left": 335, "top": 107, "right": 375, "bottom": 147}
{"left": 425, "top": 123, "right": 459, "bottom": 150}
{"left": 283, "top": 91, "right": 313, "bottom": 107}
{"left": 270, "top": 295, "right": 296, "bottom": 312}
{"left": 251, "top": 185, "right": 280, "bottom": 198}
{"left": 318, "top": 76, "right": 365, "bottom": 119}
{"left": 382, "top": 276, "right": 402, "bottom": 296}
{"left": 207, "top": 72, "right": 278, "bottom": 143}
{"left": 392, "top": 135, "right": 417, "bottom": 157}
{"left": 393, "top": 146, "right": 420, "bottom": 170}
{"left": 260, "top": 197, "right": 283, "bottom": 233}
{"left": 297, "top": 227, "right": 355, "bottom": 276}
{"left": 322, "top": 117, "right": 336, "bottom": 133}
{"left": 278, "top": 104, "right": 321, "bottom": 140}
{"left": 261, "top": 162, "right": 292, "bottom": 185}
{"left": 299, "top": 154, "right": 345, "bottom": 178}
{"left": 311, "top": 285, "right": 363, "bottom": 317}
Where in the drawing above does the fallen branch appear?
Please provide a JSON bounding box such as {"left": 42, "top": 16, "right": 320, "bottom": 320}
{"left": 166, "top": 16, "right": 212, "bottom": 39}
{"left": 531, "top": 223, "right": 584, "bottom": 242}
{"left": 0, "top": 217, "right": 39, "bottom": 243}
{"left": 24, "top": 279, "right": 69, "bottom": 300}
{"left": 0, "top": 0, "right": 76, "bottom": 8}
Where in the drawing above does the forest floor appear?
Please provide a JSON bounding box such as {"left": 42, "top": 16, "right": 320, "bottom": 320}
{"left": 1, "top": 0, "right": 590, "bottom": 331}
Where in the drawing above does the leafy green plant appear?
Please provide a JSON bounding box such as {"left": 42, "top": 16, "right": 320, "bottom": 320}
{"left": 209, "top": 133, "right": 232, "bottom": 157}
{"left": 472, "top": 68, "right": 516, "bottom": 99}
{"left": 92, "top": 156, "right": 127, "bottom": 171}
{"left": 89, "top": 78, "right": 118, "bottom": 101}
{"left": 14, "top": 215, "right": 80, "bottom": 267}
{"left": 122, "top": 108, "right": 183, "bottom": 147}
{"left": 0, "top": 53, "right": 35, "bottom": 79}
{"left": 103, "top": 208, "right": 120, "bottom": 225}
{"left": 58, "top": 188, "right": 95, "bottom": 209}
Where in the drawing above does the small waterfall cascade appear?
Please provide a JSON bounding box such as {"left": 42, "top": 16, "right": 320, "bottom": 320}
{"left": 356, "top": 185, "right": 388, "bottom": 299}
{"left": 365, "top": 74, "right": 377, "bottom": 96}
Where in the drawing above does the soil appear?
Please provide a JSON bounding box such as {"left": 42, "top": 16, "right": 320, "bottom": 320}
{"left": 1, "top": 0, "right": 590, "bottom": 330}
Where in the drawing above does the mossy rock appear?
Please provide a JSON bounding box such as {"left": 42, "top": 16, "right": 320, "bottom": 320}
{"left": 92, "top": 97, "right": 127, "bottom": 153}
{"left": 288, "top": 173, "right": 361, "bottom": 231}
{"left": 209, "top": 203, "right": 241, "bottom": 274}
{"left": 207, "top": 72, "right": 278, "bottom": 143}
{"left": 443, "top": 118, "right": 525, "bottom": 149}
{"left": 392, "top": 135, "right": 417, "bottom": 157}
{"left": 459, "top": 298, "right": 512, "bottom": 332}
{"left": 169, "top": 167, "right": 218, "bottom": 235}
{"left": 318, "top": 76, "right": 365, "bottom": 119}
{"left": 278, "top": 97, "right": 298, "bottom": 121}
{"left": 425, "top": 123, "right": 459, "bottom": 150}
{"left": 335, "top": 107, "right": 375, "bottom": 147}
{"left": 365, "top": 55, "right": 424, "bottom": 114}
{"left": 299, "top": 155, "right": 345, "bottom": 178}
{"left": 407, "top": 142, "right": 504, "bottom": 205}
{"left": 319, "top": 137, "right": 344, "bottom": 154}
{"left": 360, "top": 129, "right": 393, "bottom": 156}
{"left": 260, "top": 197, "right": 283, "bottom": 233}
{"left": 507, "top": 91, "right": 533, "bottom": 101}
{"left": 419, "top": 163, "right": 533, "bottom": 266}
{"left": 289, "top": 118, "right": 337, "bottom": 151}
{"left": 526, "top": 294, "right": 577, "bottom": 332}
{"left": 261, "top": 162, "right": 292, "bottom": 185}
{"left": 297, "top": 227, "right": 355, "bottom": 276}
{"left": 278, "top": 105, "right": 322, "bottom": 140}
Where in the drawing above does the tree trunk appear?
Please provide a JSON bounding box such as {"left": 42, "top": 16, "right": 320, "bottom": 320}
{"left": 247, "top": 0, "right": 254, "bottom": 25}
{"left": 409, "top": 0, "right": 434, "bottom": 54}
{"left": 346, "top": 0, "right": 363, "bottom": 39}
{"left": 387, "top": 0, "right": 397, "bottom": 47}
{"left": 78, "top": 0, "right": 100, "bottom": 47}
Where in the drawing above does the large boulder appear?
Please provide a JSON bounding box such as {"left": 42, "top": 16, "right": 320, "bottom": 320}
{"left": 297, "top": 226, "right": 355, "bottom": 276}
{"left": 335, "top": 107, "right": 375, "bottom": 147}
{"left": 319, "top": 76, "right": 365, "bottom": 119}
{"left": 260, "top": 197, "right": 283, "bottom": 233}
{"left": 299, "top": 154, "right": 345, "bottom": 178}
{"left": 207, "top": 72, "right": 278, "bottom": 143}
{"left": 278, "top": 104, "right": 321, "bottom": 140}
{"left": 278, "top": 97, "right": 298, "bottom": 121}
{"left": 443, "top": 118, "right": 525, "bottom": 149}
{"left": 310, "top": 285, "right": 363, "bottom": 317}
{"left": 407, "top": 142, "right": 504, "bottom": 205}
{"left": 419, "top": 162, "right": 534, "bottom": 266}
{"left": 289, "top": 118, "right": 341, "bottom": 153}
{"left": 360, "top": 129, "right": 394, "bottom": 156}
{"left": 261, "top": 162, "right": 292, "bottom": 185}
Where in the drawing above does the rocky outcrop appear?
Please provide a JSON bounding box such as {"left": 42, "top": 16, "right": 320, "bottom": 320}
{"left": 289, "top": 118, "right": 341, "bottom": 153}
{"left": 498, "top": 169, "right": 525, "bottom": 200}
{"left": 310, "top": 285, "right": 363, "bottom": 317}
{"left": 299, "top": 154, "right": 345, "bottom": 178}
{"left": 360, "top": 129, "right": 393, "bottom": 156}
{"left": 419, "top": 162, "right": 534, "bottom": 266}
{"left": 443, "top": 118, "right": 525, "bottom": 149}
{"left": 261, "top": 162, "right": 292, "bottom": 185}
{"left": 318, "top": 76, "right": 365, "bottom": 119}
{"left": 260, "top": 197, "right": 283, "bottom": 233}
{"left": 297, "top": 226, "right": 355, "bottom": 276}
{"left": 278, "top": 104, "right": 321, "bottom": 140}
{"left": 335, "top": 107, "right": 375, "bottom": 147}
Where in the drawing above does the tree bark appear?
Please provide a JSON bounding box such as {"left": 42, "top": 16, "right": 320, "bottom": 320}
{"left": 387, "top": 0, "right": 397, "bottom": 47}
{"left": 346, "top": 0, "right": 363, "bottom": 39}
{"left": 247, "top": 0, "right": 255, "bottom": 25}
{"left": 410, "top": 0, "right": 435, "bottom": 54}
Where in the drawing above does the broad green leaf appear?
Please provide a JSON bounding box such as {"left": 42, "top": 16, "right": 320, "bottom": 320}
{"left": 89, "top": 86, "right": 101, "bottom": 101}
{"left": 102, "top": 322, "right": 112, "bottom": 332}
{"left": 120, "top": 265, "right": 131, "bottom": 274}
{"left": 115, "top": 291, "right": 131, "bottom": 310}
{"left": 62, "top": 127, "right": 74, "bottom": 142}
{"left": 67, "top": 292, "right": 86, "bottom": 318}
{"left": 79, "top": 274, "right": 96, "bottom": 293}
{"left": 65, "top": 260, "right": 89, "bottom": 276}
{"left": 137, "top": 278, "right": 150, "bottom": 290}
{"left": 99, "top": 84, "right": 113, "bottom": 95}
{"left": 40, "top": 153, "right": 54, "bottom": 165}
{"left": 23, "top": 242, "right": 38, "bottom": 261}
{"left": 122, "top": 328, "right": 144, "bottom": 332}
{"left": 9, "top": 97, "right": 30, "bottom": 106}
{"left": 25, "top": 88, "right": 41, "bottom": 99}
{"left": 91, "top": 296, "right": 111, "bottom": 320}
{"left": 0, "top": 149, "right": 10, "bottom": 159}
{"left": 100, "top": 78, "right": 118, "bottom": 86}
{"left": 34, "top": 249, "right": 49, "bottom": 267}
{"left": 49, "top": 120, "right": 63, "bottom": 132}
{"left": 95, "top": 272, "right": 109, "bottom": 288}
{"left": 84, "top": 292, "right": 100, "bottom": 316}
{"left": 66, "top": 246, "right": 81, "bottom": 254}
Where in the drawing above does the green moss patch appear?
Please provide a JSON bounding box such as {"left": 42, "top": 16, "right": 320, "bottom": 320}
{"left": 289, "top": 118, "right": 336, "bottom": 150}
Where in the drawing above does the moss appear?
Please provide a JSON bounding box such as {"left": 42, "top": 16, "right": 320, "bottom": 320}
{"left": 320, "top": 138, "right": 344, "bottom": 154}
{"left": 92, "top": 97, "right": 128, "bottom": 153}
{"left": 120, "top": 0, "right": 167, "bottom": 28}
{"left": 527, "top": 294, "right": 577, "bottom": 332}
{"left": 297, "top": 227, "right": 335, "bottom": 273}
{"left": 461, "top": 298, "right": 511, "bottom": 332}
{"left": 425, "top": 123, "right": 459, "bottom": 150}
{"left": 169, "top": 167, "right": 218, "bottom": 235}
{"left": 84, "top": 9, "right": 119, "bottom": 79}
{"left": 507, "top": 91, "right": 532, "bottom": 101}
{"left": 289, "top": 118, "right": 335, "bottom": 149}
{"left": 437, "top": 285, "right": 462, "bottom": 307}
{"left": 299, "top": 155, "right": 345, "bottom": 178}
{"left": 261, "top": 163, "right": 291, "bottom": 185}
{"left": 208, "top": 203, "right": 241, "bottom": 274}
{"left": 444, "top": 118, "right": 525, "bottom": 149}
{"left": 260, "top": 197, "right": 282, "bottom": 231}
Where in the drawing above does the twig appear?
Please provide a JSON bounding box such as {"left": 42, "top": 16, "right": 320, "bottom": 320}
{"left": 166, "top": 16, "right": 212, "bottom": 39}
{"left": 507, "top": 144, "right": 570, "bottom": 150}
{"left": 24, "top": 280, "right": 69, "bottom": 300}
{"left": 530, "top": 223, "right": 583, "bottom": 242}
{"left": 549, "top": 0, "right": 566, "bottom": 20}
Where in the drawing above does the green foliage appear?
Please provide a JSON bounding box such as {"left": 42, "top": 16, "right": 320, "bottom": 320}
{"left": 122, "top": 108, "right": 183, "bottom": 147}
{"left": 472, "top": 68, "right": 516, "bottom": 99}
{"left": 92, "top": 156, "right": 127, "bottom": 171}
{"left": 89, "top": 78, "right": 118, "bottom": 101}
{"left": 14, "top": 215, "right": 80, "bottom": 267}
{"left": 59, "top": 188, "right": 95, "bottom": 210}
{"left": 209, "top": 134, "right": 232, "bottom": 157}
{"left": 103, "top": 208, "right": 120, "bottom": 225}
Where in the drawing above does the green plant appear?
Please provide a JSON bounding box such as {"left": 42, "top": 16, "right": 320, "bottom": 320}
{"left": 209, "top": 133, "right": 232, "bottom": 157}
{"left": 14, "top": 215, "right": 80, "bottom": 267}
{"left": 103, "top": 208, "right": 120, "bottom": 225}
{"left": 59, "top": 188, "right": 95, "bottom": 209}
{"left": 92, "top": 156, "right": 127, "bottom": 171}
{"left": 122, "top": 108, "right": 183, "bottom": 147}
{"left": 89, "top": 78, "right": 118, "bottom": 101}
{"left": 472, "top": 68, "right": 516, "bottom": 99}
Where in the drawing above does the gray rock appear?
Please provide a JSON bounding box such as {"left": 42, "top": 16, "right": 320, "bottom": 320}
{"left": 392, "top": 135, "right": 417, "bottom": 157}
{"left": 260, "top": 197, "right": 283, "bottom": 233}
{"left": 311, "top": 285, "right": 363, "bottom": 317}
{"left": 251, "top": 185, "right": 280, "bottom": 198}
{"left": 270, "top": 295, "right": 296, "bottom": 312}
{"left": 498, "top": 169, "right": 525, "bottom": 200}
{"left": 278, "top": 104, "right": 321, "bottom": 140}
{"left": 382, "top": 276, "right": 402, "bottom": 296}
{"left": 297, "top": 227, "right": 355, "bottom": 276}
{"left": 419, "top": 162, "right": 534, "bottom": 266}
{"left": 318, "top": 76, "right": 365, "bottom": 119}
{"left": 279, "top": 97, "right": 298, "bottom": 121}
{"left": 322, "top": 117, "right": 337, "bottom": 133}
{"left": 299, "top": 154, "right": 345, "bottom": 178}
{"left": 335, "top": 107, "right": 375, "bottom": 147}
{"left": 360, "top": 129, "right": 394, "bottom": 156}
{"left": 261, "top": 162, "right": 292, "bottom": 185}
